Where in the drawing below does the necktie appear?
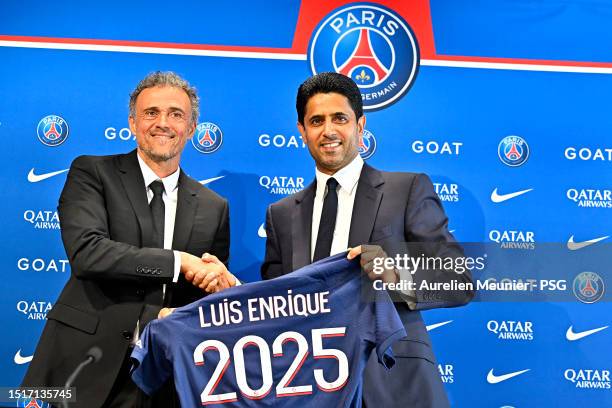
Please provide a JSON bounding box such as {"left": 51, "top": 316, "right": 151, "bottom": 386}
{"left": 138, "top": 180, "right": 166, "bottom": 337}
{"left": 149, "top": 180, "right": 165, "bottom": 249}
{"left": 313, "top": 177, "right": 339, "bottom": 262}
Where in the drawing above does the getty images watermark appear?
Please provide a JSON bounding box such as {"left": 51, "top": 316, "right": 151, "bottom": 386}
{"left": 371, "top": 252, "right": 483, "bottom": 293}
{"left": 367, "top": 243, "right": 610, "bottom": 303}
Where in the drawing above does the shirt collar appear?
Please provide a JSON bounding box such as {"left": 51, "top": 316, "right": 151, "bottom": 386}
{"left": 137, "top": 153, "right": 180, "bottom": 193}
{"left": 315, "top": 154, "right": 364, "bottom": 195}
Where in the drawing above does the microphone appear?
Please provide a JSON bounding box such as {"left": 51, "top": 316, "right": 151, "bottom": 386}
{"left": 62, "top": 347, "right": 103, "bottom": 408}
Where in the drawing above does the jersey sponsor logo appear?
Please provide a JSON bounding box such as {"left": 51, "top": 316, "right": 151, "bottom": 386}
{"left": 258, "top": 133, "right": 306, "bottom": 149}
{"left": 425, "top": 320, "right": 453, "bottom": 332}
{"left": 566, "top": 325, "right": 609, "bottom": 341}
{"left": 498, "top": 136, "right": 529, "bottom": 167}
{"left": 566, "top": 188, "right": 612, "bottom": 208}
{"left": 37, "top": 115, "right": 69, "bottom": 146}
{"left": 23, "top": 209, "right": 60, "bottom": 230}
{"left": 16, "top": 300, "right": 53, "bottom": 320}
{"left": 486, "top": 368, "right": 530, "bottom": 384}
{"left": 412, "top": 140, "right": 463, "bottom": 155}
{"left": 490, "top": 187, "right": 533, "bottom": 203}
{"left": 567, "top": 235, "right": 609, "bottom": 250}
{"left": 487, "top": 320, "right": 534, "bottom": 341}
{"left": 572, "top": 272, "right": 605, "bottom": 304}
{"left": 17, "top": 257, "right": 69, "bottom": 273}
{"left": 308, "top": 3, "right": 419, "bottom": 110}
{"left": 564, "top": 368, "right": 611, "bottom": 389}
{"left": 359, "top": 129, "right": 377, "bottom": 159}
{"left": 259, "top": 176, "right": 305, "bottom": 195}
{"left": 434, "top": 183, "right": 460, "bottom": 202}
{"left": 565, "top": 146, "right": 612, "bottom": 161}
{"left": 27, "top": 168, "right": 69, "bottom": 183}
{"left": 192, "top": 122, "right": 223, "bottom": 154}
{"left": 438, "top": 363, "right": 454, "bottom": 384}
{"left": 489, "top": 229, "right": 535, "bottom": 250}
{"left": 14, "top": 349, "right": 33, "bottom": 365}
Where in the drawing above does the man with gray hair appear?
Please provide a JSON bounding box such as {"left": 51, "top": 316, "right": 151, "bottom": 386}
{"left": 22, "top": 71, "right": 236, "bottom": 407}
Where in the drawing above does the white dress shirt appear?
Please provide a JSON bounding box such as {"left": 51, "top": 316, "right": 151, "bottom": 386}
{"left": 137, "top": 154, "right": 182, "bottom": 283}
{"left": 311, "top": 155, "right": 364, "bottom": 260}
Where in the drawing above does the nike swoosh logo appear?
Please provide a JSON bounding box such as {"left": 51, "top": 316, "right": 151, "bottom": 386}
{"left": 487, "top": 368, "right": 530, "bottom": 384}
{"left": 27, "top": 168, "right": 69, "bottom": 183}
{"left": 258, "top": 223, "right": 267, "bottom": 238}
{"left": 426, "top": 320, "right": 453, "bottom": 331}
{"left": 491, "top": 188, "right": 533, "bottom": 203}
{"left": 567, "top": 235, "right": 609, "bottom": 251}
{"left": 566, "top": 325, "right": 609, "bottom": 341}
{"left": 14, "top": 349, "right": 33, "bottom": 365}
{"left": 199, "top": 175, "right": 225, "bottom": 185}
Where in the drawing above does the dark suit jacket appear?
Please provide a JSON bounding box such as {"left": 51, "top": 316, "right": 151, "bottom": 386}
{"left": 261, "top": 164, "right": 473, "bottom": 408}
{"left": 22, "top": 150, "right": 230, "bottom": 407}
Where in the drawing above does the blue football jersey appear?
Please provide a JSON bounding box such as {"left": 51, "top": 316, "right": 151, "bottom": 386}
{"left": 131, "top": 253, "right": 406, "bottom": 407}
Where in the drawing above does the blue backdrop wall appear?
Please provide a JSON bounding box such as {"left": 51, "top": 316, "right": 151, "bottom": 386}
{"left": 1, "top": 1, "right": 611, "bottom": 406}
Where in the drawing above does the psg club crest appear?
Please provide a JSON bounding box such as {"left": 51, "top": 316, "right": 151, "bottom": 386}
{"left": 308, "top": 3, "right": 420, "bottom": 111}
{"left": 359, "top": 129, "right": 376, "bottom": 159}
{"left": 498, "top": 135, "right": 529, "bottom": 167}
{"left": 192, "top": 122, "right": 223, "bottom": 154}
{"left": 36, "top": 115, "right": 69, "bottom": 147}
{"left": 16, "top": 398, "right": 51, "bottom": 408}
{"left": 572, "top": 271, "right": 605, "bottom": 304}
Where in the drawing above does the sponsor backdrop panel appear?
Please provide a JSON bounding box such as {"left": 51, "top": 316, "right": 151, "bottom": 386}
{"left": 1, "top": 1, "right": 610, "bottom": 406}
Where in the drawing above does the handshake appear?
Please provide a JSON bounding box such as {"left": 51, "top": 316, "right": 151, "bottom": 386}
{"left": 159, "top": 252, "right": 237, "bottom": 320}
{"left": 179, "top": 251, "right": 237, "bottom": 293}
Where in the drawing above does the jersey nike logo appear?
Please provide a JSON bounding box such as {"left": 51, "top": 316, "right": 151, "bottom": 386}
{"left": 199, "top": 175, "right": 225, "bottom": 185}
{"left": 566, "top": 325, "right": 609, "bottom": 341}
{"left": 486, "top": 368, "right": 530, "bottom": 384}
{"left": 14, "top": 349, "right": 33, "bottom": 365}
{"left": 258, "top": 223, "right": 267, "bottom": 238}
{"left": 27, "top": 168, "right": 68, "bottom": 183}
{"left": 426, "top": 320, "right": 453, "bottom": 331}
{"left": 566, "top": 235, "right": 609, "bottom": 251}
{"left": 490, "top": 188, "right": 533, "bottom": 203}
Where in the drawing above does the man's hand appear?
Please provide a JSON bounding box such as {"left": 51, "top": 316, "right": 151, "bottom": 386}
{"left": 158, "top": 307, "right": 175, "bottom": 319}
{"left": 201, "top": 253, "right": 237, "bottom": 291}
{"left": 347, "top": 244, "right": 398, "bottom": 284}
{"left": 180, "top": 252, "right": 236, "bottom": 293}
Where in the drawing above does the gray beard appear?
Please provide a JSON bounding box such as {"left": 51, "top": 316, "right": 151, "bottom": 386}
{"left": 139, "top": 146, "right": 177, "bottom": 163}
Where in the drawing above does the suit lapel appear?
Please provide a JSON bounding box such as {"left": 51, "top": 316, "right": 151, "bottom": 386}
{"left": 172, "top": 171, "right": 198, "bottom": 251}
{"left": 348, "top": 164, "right": 384, "bottom": 247}
{"left": 292, "top": 181, "right": 316, "bottom": 271}
{"left": 117, "top": 150, "right": 156, "bottom": 248}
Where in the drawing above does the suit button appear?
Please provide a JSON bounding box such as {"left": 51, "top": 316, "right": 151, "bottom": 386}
{"left": 122, "top": 330, "right": 132, "bottom": 340}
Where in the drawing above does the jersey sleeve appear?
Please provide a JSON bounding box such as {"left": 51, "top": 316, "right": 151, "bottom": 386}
{"left": 372, "top": 290, "right": 407, "bottom": 369}
{"left": 130, "top": 321, "right": 173, "bottom": 395}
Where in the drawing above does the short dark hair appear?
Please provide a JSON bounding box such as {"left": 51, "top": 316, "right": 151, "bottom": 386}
{"left": 296, "top": 72, "right": 363, "bottom": 125}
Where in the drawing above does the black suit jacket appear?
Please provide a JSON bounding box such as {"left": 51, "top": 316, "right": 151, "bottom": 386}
{"left": 22, "top": 150, "right": 230, "bottom": 407}
{"left": 261, "top": 164, "right": 472, "bottom": 408}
